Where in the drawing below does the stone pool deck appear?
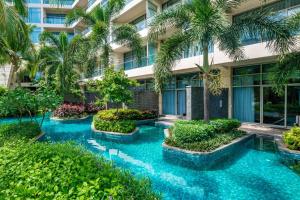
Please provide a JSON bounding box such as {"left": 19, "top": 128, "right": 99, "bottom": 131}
{"left": 239, "top": 123, "right": 286, "bottom": 138}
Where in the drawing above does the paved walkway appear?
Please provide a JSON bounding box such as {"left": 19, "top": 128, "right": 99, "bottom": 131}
{"left": 157, "top": 117, "right": 288, "bottom": 138}
{"left": 239, "top": 123, "right": 286, "bottom": 138}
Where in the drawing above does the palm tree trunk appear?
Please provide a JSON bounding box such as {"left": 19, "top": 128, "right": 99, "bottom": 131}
{"left": 203, "top": 43, "right": 210, "bottom": 122}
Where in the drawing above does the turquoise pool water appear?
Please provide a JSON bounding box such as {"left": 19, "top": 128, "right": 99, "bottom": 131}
{"left": 2, "top": 116, "right": 300, "bottom": 200}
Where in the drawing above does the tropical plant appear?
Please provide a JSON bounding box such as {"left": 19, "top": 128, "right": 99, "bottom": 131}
{"left": 0, "top": 87, "right": 36, "bottom": 121}
{"left": 149, "top": 0, "right": 296, "bottom": 121}
{"left": 88, "top": 67, "right": 138, "bottom": 110}
{"left": 66, "top": 0, "right": 143, "bottom": 69}
{"left": 39, "top": 32, "right": 88, "bottom": 99}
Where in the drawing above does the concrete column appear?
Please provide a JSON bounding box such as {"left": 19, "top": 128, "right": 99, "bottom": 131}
{"left": 159, "top": 92, "right": 163, "bottom": 115}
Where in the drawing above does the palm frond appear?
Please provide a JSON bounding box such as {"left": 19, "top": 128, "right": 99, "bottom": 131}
{"left": 113, "top": 24, "right": 143, "bottom": 63}
{"left": 154, "top": 32, "right": 192, "bottom": 92}
{"left": 233, "top": 8, "right": 295, "bottom": 54}
{"left": 148, "top": 4, "right": 190, "bottom": 41}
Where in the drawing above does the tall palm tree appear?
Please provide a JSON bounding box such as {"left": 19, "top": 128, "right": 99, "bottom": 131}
{"left": 39, "top": 32, "right": 87, "bottom": 99}
{"left": 149, "top": 0, "right": 296, "bottom": 121}
{"left": 0, "top": 0, "right": 30, "bottom": 87}
{"left": 66, "top": 0, "right": 143, "bottom": 69}
{"left": 0, "top": 24, "right": 32, "bottom": 86}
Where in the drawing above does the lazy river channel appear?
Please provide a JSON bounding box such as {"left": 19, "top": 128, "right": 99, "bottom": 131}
{"left": 2, "top": 116, "right": 300, "bottom": 200}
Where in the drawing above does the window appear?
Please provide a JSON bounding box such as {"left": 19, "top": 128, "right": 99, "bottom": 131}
{"left": 26, "top": 0, "right": 41, "bottom": 3}
{"left": 27, "top": 8, "right": 41, "bottom": 23}
{"left": 233, "top": 0, "right": 300, "bottom": 45}
{"left": 30, "top": 27, "right": 41, "bottom": 43}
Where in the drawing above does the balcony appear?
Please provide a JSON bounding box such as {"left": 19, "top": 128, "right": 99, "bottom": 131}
{"left": 43, "top": 16, "right": 66, "bottom": 24}
{"left": 81, "top": 27, "right": 92, "bottom": 36}
{"left": 43, "top": 0, "right": 74, "bottom": 5}
{"left": 119, "top": 54, "right": 156, "bottom": 71}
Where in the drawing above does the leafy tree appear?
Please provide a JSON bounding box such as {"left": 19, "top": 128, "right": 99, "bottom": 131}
{"left": 149, "top": 0, "right": 296, "bottom": 121}
{"left": 89, "top": 67, "right": 138, "bottom": 111}
{"left": 66, "top": 0, "right": 143, "bottom": 68}
{"left": 0, "top": 88, "right": 35, "bottom": 121}
{"left": 35, "top": 81, "right": 62, "bottom": 127}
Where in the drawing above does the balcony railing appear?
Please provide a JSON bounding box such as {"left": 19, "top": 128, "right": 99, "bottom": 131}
{"left": 43, "top": 0, "right": 73, "bottom": 5}
{"left": 119, "top": 54, "right": 156, "bottom": 71}
{"left": 82, "top": 27, "right": 92, "bottom": 35}
{"left": 44, "top": 17, "right": 66, "bottom": 24}
{"left": 87, "top": 0, "right": 96, "bottom": 9}
{"left": 132, "top": 17, "right": 153, "bottom": 32}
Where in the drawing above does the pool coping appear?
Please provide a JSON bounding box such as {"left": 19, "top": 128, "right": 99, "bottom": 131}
{"left": 91, "top": 122, "right": 139, "bottom": 143}
{"left": 50, "top": 115, "right": 90, "bottom": 121}
{"left": 276, "top": 138, "right": 300, "bottom": 161}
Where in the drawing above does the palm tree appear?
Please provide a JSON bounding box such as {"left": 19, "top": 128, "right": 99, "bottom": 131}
{"left": 0, "top": 24, "right": 32, "bottom": 86}
{"left": 149, "top": 0, "right": 296, "bottom": 121}
{"left": 270, "top": 13, "right": 300, "bottom": 96}
{"left": 66, "top": 0, "right": 143, "bottom": 69}
{"left": 0, "top": 0, "right": 30, "bottom": 87}
{"left": 39, "top": 32, "right": 88, "bottom": 99}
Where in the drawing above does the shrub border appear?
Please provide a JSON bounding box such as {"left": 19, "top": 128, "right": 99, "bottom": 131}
{"left": 91, "top": 122, "right": 139, "bottom": 143}
{"left": 276, "top": 138, "right": 300, "bottom": 161}
{"left": 162, "top": 129, "right": 255, "bottom": 169}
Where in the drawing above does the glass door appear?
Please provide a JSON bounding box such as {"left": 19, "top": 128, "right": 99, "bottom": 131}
{"left": 287, "top": 85, "right": 300, "bottom": 126}
{"left": 263, "top": 87, "right": 285, "bottom": 126}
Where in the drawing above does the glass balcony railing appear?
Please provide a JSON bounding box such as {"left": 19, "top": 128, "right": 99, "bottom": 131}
{"left": 87, "top": 0, "right": 96, "bottom": 9}
{"left": 120, "top": 54, "right": 156, "bottom": 71}
{"left": 82, "top": 27, "right": 92, "bottom": 35}
{"left": 43, "top": 0, "right": 73, "bottom": 5}
{"left": 44, "top": 17, "right": 66, "bottom": 24}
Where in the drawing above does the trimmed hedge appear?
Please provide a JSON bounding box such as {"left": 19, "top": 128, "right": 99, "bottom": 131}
{"left": 172, "top": 119, "right": 241, "bottom": 144}
{"left": 283, "top": 127, "right": 300, "bottom": 150}
{"left": 166, "top": 130, "right": 245, "bottom": 152}
{"left": 0, "top": 122, "right": 41, "bottom": 145}
{"left": 93, "top": 109, "right": 157, "bottom": 133}
{"left": 167, "top": 119, "right": 244, "bottom": 151}
{"left": 95, "top": 109, "right": 157, "bottom": 121}
{"left": 0, "top": 142, "right": 160, "bottom": 199}
{"left": 94, "top": 118, "right": 136, "bottom": 133}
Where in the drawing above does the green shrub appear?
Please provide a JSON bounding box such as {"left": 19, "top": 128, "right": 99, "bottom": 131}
{"left": 94, "top": 118, "right": 136, "bottom": 133}
{"left": 168, "top": 118, "right": 243, "bottom": 151}
{"left": 283, "top": 127, "right": 300, "bottom": 150}
{"left": 209, "top": 119, "right": 241, "bottom": 133}
{"left": 173, "top": 123, "right": 215, "bottom": 144}
{"left": 175, "top": 120, "right": 205, "bottom": 126}
{"left": 96, "top": 109, "right": 156, "bottom": 121}
{"left": 0, "top": 142, "right": 160, "bottom": 199}
{"left": 0, "top": 122, "right": 41, "bottom": 145}
{"left": 166, "top": 130, "right": 245, "bottom": 152}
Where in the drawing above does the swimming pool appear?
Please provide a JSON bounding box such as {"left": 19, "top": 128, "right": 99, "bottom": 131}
{"left": 2, "top": 116, "right": 300, "bottom": 199}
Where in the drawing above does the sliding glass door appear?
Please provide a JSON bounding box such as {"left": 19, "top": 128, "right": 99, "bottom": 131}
{"left": 262, "top": 87, "right": 285, "bottom": 126}
{"left": 287, "top": 86, "right": 300, "bottom": 126}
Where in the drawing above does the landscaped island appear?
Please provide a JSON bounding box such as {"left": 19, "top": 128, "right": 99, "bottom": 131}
{"left": 278, "top": 126, "right": 300, "bottom": 174}
{"left": 163, "top": 119, "right": 253, "bottom": 169}
{"left": 93, "top": 109, "right": 157, "bottom": 134}
{"left": 165, "top": 119, "right": 246, "bottom": 152}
